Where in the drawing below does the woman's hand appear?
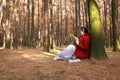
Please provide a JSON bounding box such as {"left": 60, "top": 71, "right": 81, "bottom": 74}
{"left": 70, "top": 33, "right": 79, "bottom": 45}
{"left": 75, "top": 38, "right": 79, "bottom": 45}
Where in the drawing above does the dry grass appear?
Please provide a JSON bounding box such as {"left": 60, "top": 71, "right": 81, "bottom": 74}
{"left": 0, "top": 48, "right": 119, "bottom": 80}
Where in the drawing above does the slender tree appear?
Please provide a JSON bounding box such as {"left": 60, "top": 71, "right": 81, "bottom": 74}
{"left": 43, "top": 0, "right": 49, "bottom": 52}
{"left": 37, "top": 0, "right": 41, "bottom": 47}
{"left": 75, "top": 0, "right": 78, "bottom": 36}
{"left": 58, "top": 0, "right": 62, "bottom": 46}
{"left": 14, "top": 0, "right": 20, "bottom": 49}
{"left": 27, "top": 0, "right": 31, "bottom": 47}
{"left": 112, "top": 0, "right": 120, "bottom": 51}
{"left": 4, "top": 0, "right": 11, "bottom": 49}
{"left": 64, "top": 0, "right": 68, "bottom": 45}
{"left": 49, "top": 0, "right": 55, "bottom": 49}
{"left": 84, "top": 0, "right": 89, "bottom": 28}
{"left": 0, "top": 0, "right": 5, "bottom": 49}
{"left": 31, "top": 0, "right": 35, "bottom": 47}
{"left": 87, "top": 0, "right": 108, "bottom": 59}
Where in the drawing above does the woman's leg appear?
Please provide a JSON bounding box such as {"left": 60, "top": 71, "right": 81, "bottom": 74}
{"left": 54, "top": 44, "right": 76, "bottom": 60}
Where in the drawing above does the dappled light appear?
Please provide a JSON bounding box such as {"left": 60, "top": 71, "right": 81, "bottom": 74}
{"left": 21, "top": 54, "right": 45, "bottom": 61}
{"left": 21, "top": 52, "right": 57, "bottom": 61}
{"left": 42, "top": 52, "right": 56, "bottom": 56}
{"left": 16, "top": 48, "right": 61, "bottom": 61}
{"left": 117, "top": 40, "right": 120, "bottom": 50}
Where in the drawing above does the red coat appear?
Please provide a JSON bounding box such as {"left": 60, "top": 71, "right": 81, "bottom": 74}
{"left": 74, "top": 34, "right": 90, "bottom": 59}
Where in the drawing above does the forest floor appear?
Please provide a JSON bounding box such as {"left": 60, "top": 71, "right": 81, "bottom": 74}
{"left": 0, "top": 47, "right": 120, "bottom": 80}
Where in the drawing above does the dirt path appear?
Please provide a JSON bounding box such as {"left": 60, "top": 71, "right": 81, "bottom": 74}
{"left": 0, "top": 48, "right": 120, "bottom": 80}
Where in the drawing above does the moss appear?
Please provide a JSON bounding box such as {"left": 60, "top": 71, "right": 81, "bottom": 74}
{"left": 88, "top": 0, "right": 108, "bottom": 59}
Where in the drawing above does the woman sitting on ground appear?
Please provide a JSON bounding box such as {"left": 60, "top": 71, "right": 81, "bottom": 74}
{"left": 54, "top": 26, "right": 90, "bottom": 60}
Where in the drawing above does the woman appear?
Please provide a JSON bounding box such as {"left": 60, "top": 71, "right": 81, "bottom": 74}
{"left": 54, "top": 27, "right": 90, "bottom": 60}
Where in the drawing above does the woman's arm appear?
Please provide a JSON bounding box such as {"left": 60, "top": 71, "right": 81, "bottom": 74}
{"left": 76, "top": 35, "right": 90, "bottom": 51}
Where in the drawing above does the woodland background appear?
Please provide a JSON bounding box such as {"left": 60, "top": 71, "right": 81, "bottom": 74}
{"left": 0, "top": 0, "right": 119, "bottom": 52}
{"left": 0, "top": 0, "right": 120, "bottom": 80}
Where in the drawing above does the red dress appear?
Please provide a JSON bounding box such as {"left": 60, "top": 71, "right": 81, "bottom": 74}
{"left": 74, "top": 34, "right": 90, "bottom": 59}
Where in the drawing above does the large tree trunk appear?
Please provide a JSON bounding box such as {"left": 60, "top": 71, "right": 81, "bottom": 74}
{"left": 87, "top": 0, "right": 108, "bottom": 59}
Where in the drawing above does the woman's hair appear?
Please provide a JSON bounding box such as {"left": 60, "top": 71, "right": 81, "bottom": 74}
{"left": 80, "top": 27, "right": 89, "bottom": 34}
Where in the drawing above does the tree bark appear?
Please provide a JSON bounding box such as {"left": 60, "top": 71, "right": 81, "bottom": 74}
{"left": 27, "top": 0, "right": 31, "bottom": 48}
{"left": 43, "top": 0, "right": 49, "bottom": 52}
{"left": 31, "top": 0, "right": 35, "bottom": 47}
{"left": 87, "top": 0, "right": 108, "bottom": 59}
{"left": 112, "top": 0, "right": 120, "bottom": 51}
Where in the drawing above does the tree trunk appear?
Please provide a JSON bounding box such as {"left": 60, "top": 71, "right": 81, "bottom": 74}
{"left": 112, "top": 0, "right": 120, "bottom": 51}
{"left": 37, "top": 0, "right": 41, "bottom": 47}
{"left": 87, "top": 0, "right": 108, "bottom": 59}
{"left": 57, "top": 0, "right": 62, "bottom": 47}
{"left": 75, "top": 0, "right": 78, "bottom": 36}
{"left": 43, "top": 0, "right": 49, "bottom": 52}
{"left": 31, "top": 0, "right": 35, "bottom": 47}
{"left": 84, "top": 0, "right": 89, "bottom": 28}
{"left": 64, "top": 0, "right": 68, "bottom": 45}
{"left": 27, "top": 0, "right": 31, "bottom": 48}
{"left": 49, "top": 0, "right": 55, "bottom": 49}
